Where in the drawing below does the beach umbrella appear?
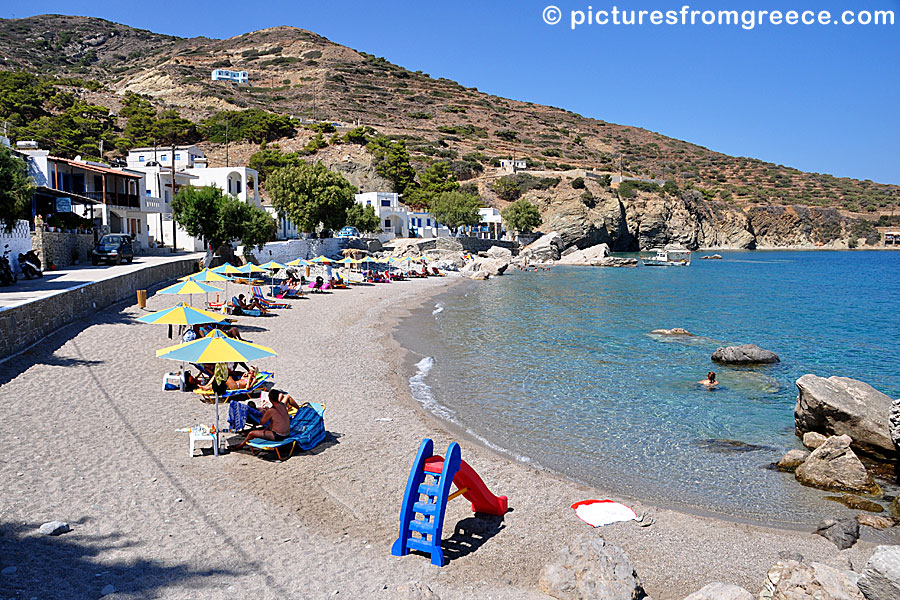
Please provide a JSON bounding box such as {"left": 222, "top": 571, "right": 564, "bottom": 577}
{"left": 310, "top": 255, "right": 335, "bottom": 264}
{"left": 136, "top": 302, "right": 227, "bottom": 325}
{"left": 286, "top": 258, "right": 310, "bottom": 267}
{"left": 236, "top": 263, "right": 268, "bottom": 274}
{"left": 158, "top": 279, "right": 224, "bottom": 306}
{"left": 188, "top": 268, "right": 234, "bottom": 282}
{"left": 156, "top": 329, "right": 277, "bottom": 456}
{"left": 258, "top": 261, "right": 287, "bottom": 288}
{"left": 212, "top": 263, "right": 244, "bottom": 275}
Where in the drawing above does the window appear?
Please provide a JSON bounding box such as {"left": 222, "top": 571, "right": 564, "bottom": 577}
{"left": 161, "top": 155, "right": 167, "bottom": 162}
{"left": 146, "top": 190, "right": 151, "bottom": 197}
{"left": 366, "top": 200, "right": 371, "bottom": 206}
{"left": 235, "top": 180, "right": 242, "bottom": 194}
{"left": 384, "top": 219, "right": 391, "bottom": 228}
{"left": 381, "top": 199, "right": 391, "bottom": 207}
{"left": 139, "top": 155, "right": 145, "bottom": 162}
{"left": 426, "top": 218, "right": 431, "bottom": 226}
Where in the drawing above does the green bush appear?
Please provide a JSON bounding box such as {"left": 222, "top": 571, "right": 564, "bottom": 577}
{"left": 571, "top": 177, "right": 585, "bottom": 189}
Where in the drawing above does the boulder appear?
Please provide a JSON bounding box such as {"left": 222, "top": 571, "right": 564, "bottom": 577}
{"left": 486, "top": 246, "right": 513, "bottom": 260}
{"left": 824, "top": 494, "right": 884, "bottom": 513}
{"left": 700, "top": 254, "right": 723, "bottom": 260}
{"left": 461, "top": 257, "right": 508, "bottom": 277}
{"left": 593, "top": 257, "right": 639, "bottom": 267}
{"left": 856, "top": 514, "right": 895, "bottom": 530}
{"left": 795, "top": 375, "right": 896, "bottom": 461}
{"left": 759, "top": 560, "right": 864, "bottom": 600}
{"left": 711, "top": 344, "right": 780, "bottom": 364}
{"left": 522, "top": 232, "right": 564, "bottom": 263}
{"left": 803, "top": 432, "right": 828, "bottom": 450}
{"left": 682, "top": 582, "right": 751, "bottom": 600}
{"left": 776, "top": 449, "right": 809, "bottom": 472}
{"left": 892, "top": 497, "right": 900, "bottom": 520}
{"left": 857, "top": 545, "right": 900, "bottom": 600}
{"left": 538, "top": 535, "right": 645, "bottom": 600}
{"left": 795, "top": 435, "right": 880, "bottom": 494}
{"left": 470, "top": 271, "right": 490, "bottom": 281}
{"left": 39, "top": 521, "right": 70, "bottom": 536}
{"left": 557, "top": 243, "right": 610, "bottom": 265}
{"left": 101, "top": 584, "right": 117, "bottom": 596}
{"left": 814, "top": 518, "right": 860, "bottom": 550}
{"left": 650, "top": 328, "right": 694, "bottom": 336}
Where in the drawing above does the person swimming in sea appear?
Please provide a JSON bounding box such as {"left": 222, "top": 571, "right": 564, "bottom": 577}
{"left": 699, "top": 371, "right": 718, "bottom": 388}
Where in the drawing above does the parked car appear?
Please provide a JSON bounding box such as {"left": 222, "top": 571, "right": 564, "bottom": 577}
{"left": 336, "top": 226, "right": 360, "bottom": 239}
{"left": 92, "top": 234, "right": 134, "bottom": 265}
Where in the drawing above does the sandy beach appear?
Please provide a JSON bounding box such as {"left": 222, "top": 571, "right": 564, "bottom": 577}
{"left": 0, "top": 274, "right": 882, "bottom": 600}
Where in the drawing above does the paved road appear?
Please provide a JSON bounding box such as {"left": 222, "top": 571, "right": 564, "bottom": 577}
{"left": 0, "top": 252, "right": 204, "bottom": 309}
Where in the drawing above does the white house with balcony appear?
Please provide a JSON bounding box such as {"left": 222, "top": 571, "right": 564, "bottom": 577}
{"left": 128, "top": 148, "right": 261, "bottom": 251}
{"left": 408, "top": 211, "right": 451, "bottom": 239}
{"left": 211, "top": 69, "right": 249, "bottom": 84}
{"left": 354, "top": 192, "right": 409, "bottom": 241}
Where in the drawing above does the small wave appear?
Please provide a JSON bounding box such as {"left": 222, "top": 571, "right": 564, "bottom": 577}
{"left": 409, "top": 357, "right": 456, "bottom": 422}
{"left": 463, "top": 428, "right": 538, "bottom": 466}
{"left": 432, "top": 303, "right": 445, "bottom": 315}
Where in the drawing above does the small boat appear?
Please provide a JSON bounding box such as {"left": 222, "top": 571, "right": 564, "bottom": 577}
{"left": 641, "top": 247, "right": 691, "bottom": 266}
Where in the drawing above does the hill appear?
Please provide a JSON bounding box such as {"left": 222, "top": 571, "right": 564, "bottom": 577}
{"left": 1, "top": 14, "right": 898, "bottom": 250}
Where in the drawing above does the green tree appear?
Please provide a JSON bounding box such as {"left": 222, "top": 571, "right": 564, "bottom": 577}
{"left": 406, "top": 162, "right": 459, "bottom": 209}
{"left": 346, "top": 203, "right": 382, "bottom": 233}
{"left": 662, "top": 180, "right": 680, "bottom": 197}
{"left": 366, "top": 136, "right": 416, "bottom": 194}
{"left": 171, "top": 185, "right": 275, "bottom": 254}
{"left": 200, "top": 109, "right": 295, "bottom": 144}
{"left": 0, "top": 146, "right": 34, "bottom": 232}
{"left": 429, "top": 191, "right": 481, "bottom": 234}
{"left": 340, "top": 125, "right": 375, "bottom": 145}
{"left": 171, "top": 185, "right": 226, "bottom": 247}
{"left": 491, "top": 177, "right": 521, "bottom": 201}
{"left": 501, "top": 198, "right": 542, "bottom": 234}
{"left": 153, "top": 109, "right": 200, "bottom": 146}
{"left": 267, "top": 162, "right": 356, "bottom": 233}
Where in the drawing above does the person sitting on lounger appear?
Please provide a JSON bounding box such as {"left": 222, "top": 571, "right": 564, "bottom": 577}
{"left": 199, "top": 365, "right": 259, "bottom": 392}
{"left": 228, "top": 388, "right": 291, "bottom": 450}
{"left": 234, "top": 294, "right": 267, "bottom": 316}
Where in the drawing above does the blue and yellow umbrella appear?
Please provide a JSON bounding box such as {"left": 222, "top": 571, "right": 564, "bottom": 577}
{"left": 136, "top": 302, "right": 227, "bottom": 325}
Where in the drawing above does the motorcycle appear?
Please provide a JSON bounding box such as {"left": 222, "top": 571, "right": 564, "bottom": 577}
{"left": 0, "top": 245, "right": 17, "bottom": 286}
{"left": 18, "top": 250, "right": 42, "bottom": 279}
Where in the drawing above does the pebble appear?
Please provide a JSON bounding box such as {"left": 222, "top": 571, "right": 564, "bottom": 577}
{"left": 1, "top": 566, "right": 16, "bottom": 575}
{"left": 175, "top": 498, "right": 182, "bottom": 503}
{"left": 100, "top": 584, "right": 116, "bottom": 596}
{"left": 39, "top": 521, "right": 70, "bottom": 536}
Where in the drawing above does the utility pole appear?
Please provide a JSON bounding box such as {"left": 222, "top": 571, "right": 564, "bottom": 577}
{"left": 99, "top": 139, "right": 104, "bottom": 159}
{"left": 171, "top": 141, "right": 177, "bottom": 253}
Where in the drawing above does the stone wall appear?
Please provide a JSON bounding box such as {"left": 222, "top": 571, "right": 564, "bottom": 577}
{"left": 34, "top": 228, "right": 96, "bottom": 269}
{"left": 0, "top": 258, "right": 196, "bottom": 359}
{"left": 239, "top": 238, "right": 343, "bottom": 263}
{"left": 0, "top": 220, "right": 33, "bottom": 274}
{"left": 458, "top": 237, "right": 518, "bottom": 255}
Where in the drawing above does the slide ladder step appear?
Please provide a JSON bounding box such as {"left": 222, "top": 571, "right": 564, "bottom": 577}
{"left": 408, "top": 518, "right": 438, "bottom": 536}
{"left": 413, "top": 501, "right": 439, "bottom": 516}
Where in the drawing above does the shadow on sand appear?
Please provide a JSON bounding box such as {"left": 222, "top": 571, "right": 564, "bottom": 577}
{"left": 0, "top": 521, "right": 241, "bottom": 599}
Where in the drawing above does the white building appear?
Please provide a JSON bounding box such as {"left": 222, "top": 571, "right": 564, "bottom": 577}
{"left": 500, "top": 159, "right": 527, "bottom": 173}
{"left": 211, "top": 69, "right": 249, "bottom": 84}
{"left": 264, "top": 204, "right": 300, "bottom": 240}
{"left": 408, "top": 211, "right": 451, "bottom": 239}
{"left": 127, "top": 148, "right": 261, "bottom": 251}
{"left": 461, "top": 207, "right": 504, "bottom": 239}
{"left": 354, "top": 192, "right": 410, "bottom": 240}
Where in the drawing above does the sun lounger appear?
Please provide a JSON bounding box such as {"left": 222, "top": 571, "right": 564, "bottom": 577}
{"left": 251, "top": 286, "right": 291, "bottom": 309}
{"left": 246, "top": 403, "right": 326, "bottom": 460}
{"left": 193, "top": 370, "right": 273, "bottom": 402}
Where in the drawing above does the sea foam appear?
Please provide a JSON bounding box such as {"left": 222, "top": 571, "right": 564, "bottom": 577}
{"left": 432, "top": 303, "right": 445, "bottom": 315}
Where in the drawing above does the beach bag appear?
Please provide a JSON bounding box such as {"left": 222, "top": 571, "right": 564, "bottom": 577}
{"left": 290, "top": 403, "right": 326, "bottom": 451}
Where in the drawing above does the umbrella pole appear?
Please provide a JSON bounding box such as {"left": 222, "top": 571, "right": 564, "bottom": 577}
{"left": 214, "top": 390, "right": 220, "bottom": 456}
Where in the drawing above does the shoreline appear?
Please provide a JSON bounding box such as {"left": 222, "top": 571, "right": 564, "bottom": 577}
{"left": 0, "top": 272, "right": 885, "bottom": 599}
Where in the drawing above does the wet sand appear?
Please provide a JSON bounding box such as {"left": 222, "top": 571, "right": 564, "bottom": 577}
{"left": 0, "top": 275, "right": 877, "bottom": 599}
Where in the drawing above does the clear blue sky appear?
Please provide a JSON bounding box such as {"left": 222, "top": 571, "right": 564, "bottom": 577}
{"left": 8, "top": 0, "right": 900, "bottom": 184}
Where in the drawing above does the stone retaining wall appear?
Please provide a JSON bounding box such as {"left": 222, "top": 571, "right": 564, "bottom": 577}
{"left": 0, "top": 258, "right": 197, "bottom": 359}
{"left": 458, "top": 238, "right": 518, "bottom": 255}
{"left": 35, "top": 228, "right": 96, "bottom": 269}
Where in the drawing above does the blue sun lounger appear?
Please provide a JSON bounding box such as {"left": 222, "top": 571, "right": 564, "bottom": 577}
{"left": 246, "top": 403, "right": 326, "bottom": 460}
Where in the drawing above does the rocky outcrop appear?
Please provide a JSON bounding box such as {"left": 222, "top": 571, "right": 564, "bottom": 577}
{"left": 682, "top": 582, "right": 751, "bottom": 600}
{"left": 889, "top": 397, "right": 900, "bottom": 453}
{"left": 557, "top": 243, "right": 610, "bottom": 265}
{"left": 776, "top": 449, "right": 809, "bottom": 472}
{"left": 759, "top": 560, "right": 864, "bottom": 599}
{"left": 485, "top": 246, "right": 513, "bottom": 260}
{"left": 794, "top": 435, "right": 880, "bottom": 494}
{"left": 711, "top": 344, "right": 780, "bottom": 364}
{"left": 857, "top": 545, "right": 900, "bottom": 600}
{"left": 803, "top": 432, "right": 828, "bottom": 450}
{"left": 522, "top": 232, "right": 564, "bottom": 263}
{"left": 538, "top": 535, "right": 646, "bottom": 600}
{"left": 470, "top": 270, "right": 489, "bottom": 281}
{"left": 795, "top": 375, "right": 896, "bottom": 461}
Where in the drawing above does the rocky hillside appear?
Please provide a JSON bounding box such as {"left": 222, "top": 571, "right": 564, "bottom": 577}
{"left": 1, "top": 14, "right": 897, "bottom": 250}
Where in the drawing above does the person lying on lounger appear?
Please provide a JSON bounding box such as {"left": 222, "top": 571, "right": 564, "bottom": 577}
{"left": 228, "top": 388, "right": 291, "bottom": 450}
{"left": 233, "top": 294, "right": 268, "bottom": 316}
{"left": 198, "top": 365, "right": 259, "bottom": 392}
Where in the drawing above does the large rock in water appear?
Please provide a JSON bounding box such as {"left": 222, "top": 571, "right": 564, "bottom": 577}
{"left": 711, "top": 344, "right": 780, "bottom": 364}
{"left": 794, "top": 435, "right": 880, "bottom": 494}
{"left": 795, "top": 375, "right": 896, "bottom": 461}
{"left": 538, "top": 535, "right": 646, "bottom": 600}
{"left": 522, "top": 232, "right": 564, "bottom": 262}
{"left": 857, "top": 545, "right": 900, "bottom": 600}
{"left": 557, "top": 243, "right": 610, "bottom": 265}
{"left": 759, "top": 560, "right": 864, "bottom": 600}
{"left": 682, "top": 582, "right": 752, "bottom": 600}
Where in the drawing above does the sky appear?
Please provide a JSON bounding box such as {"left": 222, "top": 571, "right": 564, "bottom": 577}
{"left": 5, "top": 0, "right": 900, "bottom": 184}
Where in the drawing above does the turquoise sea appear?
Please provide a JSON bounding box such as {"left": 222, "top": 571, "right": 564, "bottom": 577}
{"left": 399, "top": 251, "right": 900, "bottom": 527}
